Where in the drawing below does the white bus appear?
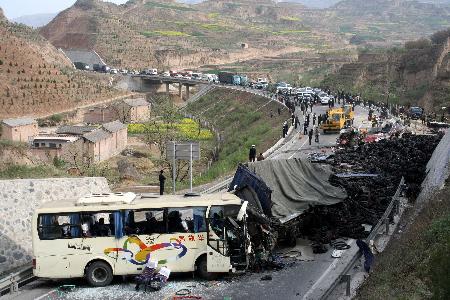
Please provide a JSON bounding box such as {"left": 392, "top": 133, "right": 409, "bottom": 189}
{"left": 32, "top": 192, "right": 249, "bottom": 286}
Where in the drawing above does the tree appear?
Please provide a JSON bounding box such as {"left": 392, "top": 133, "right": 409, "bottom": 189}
{"left": 141, "top": 96, "right": 190, "bottom": 182}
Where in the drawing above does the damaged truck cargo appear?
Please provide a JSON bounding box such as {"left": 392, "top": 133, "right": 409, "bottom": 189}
{"left": 229, "top": 159, "right": 347, "bottom": 247}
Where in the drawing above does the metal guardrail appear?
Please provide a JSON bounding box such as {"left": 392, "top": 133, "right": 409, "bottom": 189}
{"left": 202, "top": 177, "right": 233, "bottom": 194}
{"left": 0, "top": 265, "right": 34, "bottom": 295}
{"left": 321, "top": 177, "right": 405, "bottom": 300}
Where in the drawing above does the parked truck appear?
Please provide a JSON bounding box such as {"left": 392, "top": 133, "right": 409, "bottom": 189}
{"left": 218, "top": 72, "right": 235, "bottom": 84}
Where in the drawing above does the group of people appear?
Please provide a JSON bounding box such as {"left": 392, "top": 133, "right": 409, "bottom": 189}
{"left": 249, "top": 145, "right": 265, "bottom": 162}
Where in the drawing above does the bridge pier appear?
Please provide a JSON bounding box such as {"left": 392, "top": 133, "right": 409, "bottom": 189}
{"left": 166, "top": 83, "right": 170, "bottom": 95}
{"left": 178, "top": 83, "right": 183, "bottom": 98}
{"left": 186, "top": 85, "right": 190, "bottom": 100}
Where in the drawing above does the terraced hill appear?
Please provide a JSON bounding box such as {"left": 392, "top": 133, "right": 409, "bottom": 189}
{"left": 39, "top": 0, "right": 450, "bottom": 71}
{"left": 0, "top": 8, "right": 126, "bottom": 119}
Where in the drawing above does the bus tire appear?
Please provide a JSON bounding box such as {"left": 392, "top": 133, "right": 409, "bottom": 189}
{"left": 195, "top": 255, "right": 217, "bottom": 280}
{"left": 85, "top": 261, "right": 113, "bottom": 287}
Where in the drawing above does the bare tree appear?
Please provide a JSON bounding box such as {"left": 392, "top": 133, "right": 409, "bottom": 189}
{"left": 110, "top": 102, "right": 131, "bottom": 123}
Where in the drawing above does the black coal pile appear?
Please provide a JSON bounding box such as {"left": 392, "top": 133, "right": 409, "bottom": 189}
{"left": 299, "top": 133, "right": 442, "bottom": 245}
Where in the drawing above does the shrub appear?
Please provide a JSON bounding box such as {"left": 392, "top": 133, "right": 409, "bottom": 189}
{"left": 405, "top": 38, "right": 431, "bottom": 50}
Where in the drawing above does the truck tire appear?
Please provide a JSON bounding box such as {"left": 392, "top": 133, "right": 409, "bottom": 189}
{"left": 196, "top": 256, "right": 218, "bottom": 280}
{"left": 86, "top": 261, "right": 113, "bottom": 287}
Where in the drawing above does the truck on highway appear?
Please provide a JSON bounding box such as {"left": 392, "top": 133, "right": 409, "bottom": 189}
{"left": 32, "top": 192, "right": 250, "bottom": 286}
{"left": 74, "top": 62, "right": 90, "bottom": 71}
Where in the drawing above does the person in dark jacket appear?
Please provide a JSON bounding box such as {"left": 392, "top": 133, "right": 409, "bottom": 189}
{"left": 159, "top": 170, "right": 166, "bottom": 195}
{"left": 303, "top": 122, "right": 308, "bottom": 135}
{"left": 308, "top": 128, "right": 313, "bottom": 145}
{"left": 249, "top": 145, "right": 257, "bottom": 162}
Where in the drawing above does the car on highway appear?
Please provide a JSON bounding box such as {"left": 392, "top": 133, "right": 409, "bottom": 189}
{"left": 319, "top": 92, "right": 331, "bottom": 105}
{"left": 110, "top": 69, "right": 118, "bottom": 74}
{"left": 120, "top": 69, "right": 128, "bottom": 75}
{"left": 145, "top": 68, "right": 158, "bottom": 75}
{"left": 161, "top": 71, "right": 171, "bottom": 77}
{"left": 409, "top": 106, "right": 424, "bottom": 119}
{"left": 192, "top": 72, "right": 202, "bottom": 80}
{"left": 276, "top": 82, "right": 292, "bottom": 94}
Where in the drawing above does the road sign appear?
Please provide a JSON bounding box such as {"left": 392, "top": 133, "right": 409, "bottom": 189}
{"left": 166, "top": 142, "right": 200, "bottom": 160}
{"left": 166, "top": 141, "right": 200, "bottom": 194}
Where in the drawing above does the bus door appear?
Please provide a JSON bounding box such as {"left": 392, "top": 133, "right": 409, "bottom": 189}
{"left": 206, "top": 204, "right": 247, "bottom": 273}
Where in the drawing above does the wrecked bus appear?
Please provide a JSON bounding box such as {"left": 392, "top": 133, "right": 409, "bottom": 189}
{"left": 32, "top": 192, "right": 249, "bottom": 286}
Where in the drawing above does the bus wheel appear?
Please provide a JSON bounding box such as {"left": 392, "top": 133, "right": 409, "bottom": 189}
{"left": 86, "top": 261, "right": 113, "bottom": 287}
{"left": 196, "top": 256, "right": 217, "bottom": 280}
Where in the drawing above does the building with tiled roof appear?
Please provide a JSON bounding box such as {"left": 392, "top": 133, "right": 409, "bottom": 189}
{"left": 1, "top": 117, "right": 38, "bottom": 142}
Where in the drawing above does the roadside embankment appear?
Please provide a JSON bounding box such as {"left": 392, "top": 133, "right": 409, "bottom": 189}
{"left": 0, "top": 177, "right": 110, "bottom": 275}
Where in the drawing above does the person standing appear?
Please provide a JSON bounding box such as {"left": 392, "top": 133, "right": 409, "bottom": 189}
{"left": 303, "top": 122, "right": 308, "bottom": 135}
{"left": 159, "top": 170, "right": 166, "bottom": 195}
{"left": 283, "top": 121, "right": 289, "bottom": 138}
{"left": 308, "top": 128, "right": 313, "bottom": 145}
{"left": 295, "top": 116, "right": 299, "bottom": 130}
{"left": 291, "top": 113, "right": 295, "bottom": 126}
{"left": 313, "top": 113, "right": 316, "bottom": 126}
{"left": 314, "top": 126, "right": 320, "bottom": 143}
{"left": 249, "top": 145, "right": 257, "bottom": 162}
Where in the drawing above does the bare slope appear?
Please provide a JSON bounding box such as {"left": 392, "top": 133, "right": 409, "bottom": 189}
{"left": 39, "top": 0, "right": 450, "bottom": 71}
{"left": 0, "top": 10, "right": 126, "bottom": 119}
{"left": 322, "top": 29, "right": 450, "bottom": 112}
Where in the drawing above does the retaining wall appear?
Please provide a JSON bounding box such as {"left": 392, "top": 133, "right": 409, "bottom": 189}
{"left": 416, "top": 129, "right": 450, "bottom": 210}
{"left": 0, "top": 177, "right": 110, "bottom": 275}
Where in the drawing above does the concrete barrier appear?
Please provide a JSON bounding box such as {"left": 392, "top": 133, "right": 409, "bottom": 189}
{"left": 416, "top": 129, "right": 450, "bottom": 211}
{"left": 0, "top": 177, "right": 110, "bottom": 275}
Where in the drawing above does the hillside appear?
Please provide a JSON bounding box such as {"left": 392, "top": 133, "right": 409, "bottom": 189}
{"left": 39, "top": 0, "right": 450, "bottom": 70}
{"left": 0, "top": 9, "right": 126, "bottom": 119}
{"left": 40, "top": 0, "right": 325, "bottom": 69}
{"left": 322, "top": 29, "right": 450, "bottom": 112}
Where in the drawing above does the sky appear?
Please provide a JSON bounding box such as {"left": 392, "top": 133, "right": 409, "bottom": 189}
{"left": 0, "top": 0, "right": 128, "bottom": 19}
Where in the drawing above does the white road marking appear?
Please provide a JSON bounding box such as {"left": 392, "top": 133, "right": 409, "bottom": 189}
{"left": 289, "top": 137, "right": 309, "bottom": 159}
{"left": 301, "top": 259, "right": 340, "bottom": 300}
{"left": 34, "top": 289, "right": 58, "bottom": 300}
